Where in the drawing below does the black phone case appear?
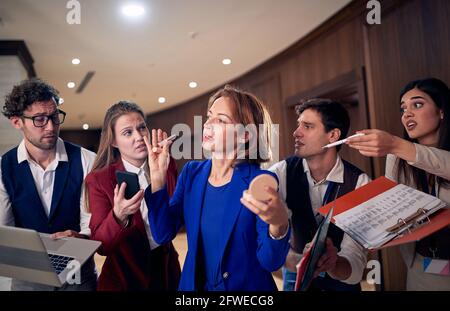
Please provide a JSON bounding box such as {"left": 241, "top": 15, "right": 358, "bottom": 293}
{"left": 115, "top": 171, "right": 140, "bottom": 200}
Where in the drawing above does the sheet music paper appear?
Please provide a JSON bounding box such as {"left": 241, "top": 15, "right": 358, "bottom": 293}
{"left": 333, "top": 184, "right": 446, "bottom": 249}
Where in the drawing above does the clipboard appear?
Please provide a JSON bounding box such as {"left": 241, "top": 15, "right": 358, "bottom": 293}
{"left": 294, "top": 207, "right": 334, "bottom": 291}
{"left": 318, "top": 176, "right": 450, "bottom": 250}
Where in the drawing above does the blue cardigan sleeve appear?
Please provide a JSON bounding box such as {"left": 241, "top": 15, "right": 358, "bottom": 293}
{"left": 145, "top": 162, "right": 189, "bottom": 244}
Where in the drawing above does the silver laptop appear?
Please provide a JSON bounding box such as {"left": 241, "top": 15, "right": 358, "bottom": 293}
{"left": 0, "top": 225, "right": 101, "bottom": 287}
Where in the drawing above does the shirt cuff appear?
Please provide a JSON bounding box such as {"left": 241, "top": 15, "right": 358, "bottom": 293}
{"left": 330, "top": 252, "right": 364, "bottom": 285}
{"left": 269, "top": 223, "right": 290, "bottom": 240}
{"left": 406, "top": 143, "right": 420, "bottom": 165}
{"left": 78, "top": 228, "right": 91, "bottom": 237}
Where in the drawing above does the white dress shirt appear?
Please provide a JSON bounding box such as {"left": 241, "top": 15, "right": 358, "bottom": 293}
{"left": 0, "top": 138, "right": 95, "bottom": 236}
{"left": 269, "top": 156, "right": 370, "bottom": 285}
{"left": 121, "top": 158, "right": 159, "bottom": 250}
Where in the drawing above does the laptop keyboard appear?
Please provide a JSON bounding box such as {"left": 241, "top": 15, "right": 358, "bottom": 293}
{"left": 48, "top": 254, "right": 75, "bottom": 274}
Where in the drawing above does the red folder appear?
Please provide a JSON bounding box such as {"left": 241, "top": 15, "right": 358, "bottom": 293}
{"left": 318, "top": 176, "right": 450, "bottom": 250}
{"left": 294, "top": 249, "right": 311, "bottom": 291}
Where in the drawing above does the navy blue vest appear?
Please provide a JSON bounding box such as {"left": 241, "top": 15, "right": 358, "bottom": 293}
{"left": 285, "top": 156, "right": 363, "bottom": 291}
{"left": 1, "top": 141, "right": 83, "bottom": 234}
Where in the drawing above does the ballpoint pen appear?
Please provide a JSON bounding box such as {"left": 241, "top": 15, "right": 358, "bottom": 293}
{"left": 158, "top": 134, "right": 179, "bottom": 147}
{"left": 152, "top": 134, "right": 179, "bottom": 152}
{"left": 322, "top": 133, "right": 365, "bottom": 149}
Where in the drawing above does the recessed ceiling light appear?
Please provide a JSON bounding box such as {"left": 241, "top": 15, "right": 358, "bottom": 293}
{"left": 67, "top": 82, "right": 76, "bottom": 89}
{"left": 189, "top": 81, "right": 198, "bottom": 88}
{"left": 158, "top": 97, "right": 166, "bottom": 104}
{"left": 222, "top": 58, "right": 232, "bottom": 65}
{"left": 72, "top": 58, "right": 80, "bottom": 65}
{"left": 82, "top": 123, "right": 89, "bottom": 130}
{"left": 122, "top": 3, "right": 145, "bottom": 17}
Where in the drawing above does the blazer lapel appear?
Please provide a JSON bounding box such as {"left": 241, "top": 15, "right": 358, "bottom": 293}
{"left": 189, "top": 160, "right": 212, "bottom": 245}
{"left": 109, "top": 159, "right": 125, "bottom": 189}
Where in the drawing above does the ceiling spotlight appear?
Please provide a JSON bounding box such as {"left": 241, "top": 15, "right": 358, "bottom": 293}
{"left": 158, "top": 97, "right": 166, "bottom": 104}
{"left": 82, "top": 123, "right": 89, "bottom": 130}
{"left": 122, "top": 3, "right": 145, "bottom": 17}
{"left": 222, "top": 58, "right": 232, "bottom": 65}
{"left": 188, "top": 81, "right": 198, "bottom": 89}
{"left": 72, "top": 58, "right": 80, "bottom": 65}
{"left": 67, "top": 82, "right": 76, "bottom": 89}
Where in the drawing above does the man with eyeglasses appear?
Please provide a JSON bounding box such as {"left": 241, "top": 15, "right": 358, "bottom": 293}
{"left": 0, "top": 78, "right": 97, "bottom": 291}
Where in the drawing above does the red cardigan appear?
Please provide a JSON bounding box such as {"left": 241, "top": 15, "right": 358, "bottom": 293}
{"left": 85, "top": 158, "right": 180, "bottom": 290}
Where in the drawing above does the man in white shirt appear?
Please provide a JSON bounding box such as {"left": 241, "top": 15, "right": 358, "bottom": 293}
{"left": 0, "top": 78, "right": 97, "bottom": 290}
{"left": 269, "top": 99, "right": 369, "bottom": 291}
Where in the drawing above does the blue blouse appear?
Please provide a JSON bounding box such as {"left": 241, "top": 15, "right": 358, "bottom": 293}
{"left": 200, "top": 181, "right": 229, "bottom": 290}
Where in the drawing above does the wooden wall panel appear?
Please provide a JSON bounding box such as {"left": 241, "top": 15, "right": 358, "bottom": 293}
{"left": 421, "top": 0, "right": 450, "bottom": 82}
{"left": 278, "top": 18, "right": 363, "bottom": 99}
{"left": 147, "top": 92, "right": 211, "bottom": 172}
{"left": 60, "top": 129, "right": 101, "bottom": 152}
{"left": 242, "top": 73, "right": 286, "bottom": 161}
{"left": 365, "top": 0, "right": 428, "bottom": 141}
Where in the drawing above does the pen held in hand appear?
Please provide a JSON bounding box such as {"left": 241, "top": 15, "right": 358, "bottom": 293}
{"left": 157, "top": 134, "right": 179, "bottom": 147}
{"left": 322, "top": 133, "right": 365, "bottom": 149}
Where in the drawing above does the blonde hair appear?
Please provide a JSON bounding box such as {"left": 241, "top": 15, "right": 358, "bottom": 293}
{"left": 84, "top": 101, "right": 146, "bottom": 212}
{"left": 92, "top": 101, "right": 146, "bottom": 171}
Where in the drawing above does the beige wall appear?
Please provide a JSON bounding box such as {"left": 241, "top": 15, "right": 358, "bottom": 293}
{"left": 0, "top": 55, "right": 29, "bottom": 290}
{"left": 0, "top": 56, "right": 28, "bottom": 155}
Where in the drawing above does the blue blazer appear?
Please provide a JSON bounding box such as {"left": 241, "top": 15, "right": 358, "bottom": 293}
{"left": 145, "top": 160, "right": 290, "bottom": 291}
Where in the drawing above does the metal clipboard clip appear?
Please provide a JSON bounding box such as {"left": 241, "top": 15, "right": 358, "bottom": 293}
{"left": 386, "top": 208, "right": 432, "bottom": 234}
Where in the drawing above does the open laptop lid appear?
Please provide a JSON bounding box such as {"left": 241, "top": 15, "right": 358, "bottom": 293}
{"left": 39, "top": 233, "right": 101, "bottom": 286}
{"left": 0, "top": 226, "right": 101, "bottom": 287}
{"left": 0, "top": 226, "right": 61, "bottom": 287}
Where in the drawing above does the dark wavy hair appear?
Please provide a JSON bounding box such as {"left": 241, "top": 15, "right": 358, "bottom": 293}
{"left": 2, "top": 78, "right": 60, "bottom": 118}
{"left": 396, "top": 78, "right": 450, "bottom": 189}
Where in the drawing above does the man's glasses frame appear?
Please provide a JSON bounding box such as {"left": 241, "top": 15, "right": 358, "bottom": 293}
{"left": 21, "top": 109, "right": 66, "bottom": 128}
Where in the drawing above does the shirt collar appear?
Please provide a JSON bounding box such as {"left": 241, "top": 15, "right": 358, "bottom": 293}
{"left": 17, "top": 137, "right": 68, "bottom": 164}
{"left": 302, "top": 155, "right": 344, "bottom": 185}
{"left": 121, "top": 158, "right": 147, "bottom": 175}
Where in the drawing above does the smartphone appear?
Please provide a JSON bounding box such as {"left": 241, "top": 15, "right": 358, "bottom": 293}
{"left": 115, "top": 171, "right": 140, "bottom": 200}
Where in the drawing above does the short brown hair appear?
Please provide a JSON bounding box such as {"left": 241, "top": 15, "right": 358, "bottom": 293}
{"left": 295, "top": 98, "right": 350, "bottom": 151}
{"left": 208, "top": 85, "right": 273, "bottom": 165}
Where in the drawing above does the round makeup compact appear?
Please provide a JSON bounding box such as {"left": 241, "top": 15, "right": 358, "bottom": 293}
{"left": 248, "top": 174, "right": 278, "bottom": 202}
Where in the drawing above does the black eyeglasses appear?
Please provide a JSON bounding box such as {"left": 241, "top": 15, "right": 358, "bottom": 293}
{"left": 22, "top": 110, "right": 66, "bottom": 128}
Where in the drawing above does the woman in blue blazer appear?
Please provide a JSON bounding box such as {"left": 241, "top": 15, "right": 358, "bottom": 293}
{"left": 144, "top": 85, "right": 290, "bottom": 291}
